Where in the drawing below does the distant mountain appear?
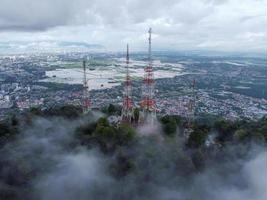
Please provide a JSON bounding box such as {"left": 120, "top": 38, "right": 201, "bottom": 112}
{"left": 57, "top": 41, "right": 103, "bottom": 49}
{"left": 152, "top": 50, "right": 267, "bottom": 58}
{"left": 0, "top": 41, "right": 105, "bottom": 54}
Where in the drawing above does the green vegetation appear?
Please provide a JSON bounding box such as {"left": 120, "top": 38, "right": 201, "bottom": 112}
{"left": 214, "top": 118, "right": 238, "bottom": 142}
{"left": 101, "top": 104, "right": 121, "bottom": 115}
{"left": 2, "top": 104, "right": 267, "bottom": 151}
{"left": 0, "top": 104, "right": 267, "bottom": 199}
{"left": 187, "top": 124, "right": 210, "bottom": 148}
{"left": 211, "top": 117, "right": 267, "bottom": 144}
{"left": 77, "top": 116, "right": 136, "bottom": 153}
{"left": 28, "top": 105, "right": 82, "bottom": 119}
{"left": 87, "top": 59, "right": 114, "bottom": 67}
{"left": 160, "top": 115, "right": 181, "bottom": 136}
{"left": 0, "top": 115, "right": 19, "bottom": 147}
{"left": 133, "top": 108, "right": 140, "bottom": 123}
{"left": 36, "top": 82, "right": 83, "bottom": 91}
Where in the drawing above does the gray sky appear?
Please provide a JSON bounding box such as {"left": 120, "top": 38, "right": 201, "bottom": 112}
{"left": 0, "top": 0, "right": 267, "bottom": 52}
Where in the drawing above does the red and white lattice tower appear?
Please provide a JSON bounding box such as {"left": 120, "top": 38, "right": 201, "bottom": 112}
{"left": 82, "top": 60, "right": 90, "bottom": 113}
{"left": 121, "top": 44, "right": 134, "bottom": 123}
{"left": 140, "top": 28, "right": 156, "bottom": 123}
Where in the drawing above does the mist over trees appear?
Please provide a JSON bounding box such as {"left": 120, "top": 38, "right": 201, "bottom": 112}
{"left": 0, "top": 105, "right": 267, "bottom": 200}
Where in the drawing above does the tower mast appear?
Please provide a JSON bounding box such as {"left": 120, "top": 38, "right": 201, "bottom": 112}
{"left": 185, "top": 79, "right": 197, "bottom": 137}
{"left": 140, "top": 28, "right": 156, "bottom": 124}
{"left": 121, "top": 44, "right": 134, "bottom": 123}
{"left": 82, "top": 60, "right": 90, "bottom": 113}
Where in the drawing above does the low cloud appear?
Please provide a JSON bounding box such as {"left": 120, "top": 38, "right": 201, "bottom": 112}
{"left": 0, "top": 115, "right": 267, "bottom": 199}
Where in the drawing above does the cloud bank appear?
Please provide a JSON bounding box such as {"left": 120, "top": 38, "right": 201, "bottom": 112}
{"left": 0, "top": 0, "right": 267, "bottom": 51}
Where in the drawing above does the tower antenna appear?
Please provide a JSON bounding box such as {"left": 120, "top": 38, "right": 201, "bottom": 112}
{"left": 185, "top": 79, "right": 197, "bottom": 137}
{"left": 82, "top": 59, "right": 90, "bottom": 113}
{"left": 140, "top": 28, "right": 156, "bottom": 124}
{"left": 121, "top": 44, "right": 134, "bottom": 123}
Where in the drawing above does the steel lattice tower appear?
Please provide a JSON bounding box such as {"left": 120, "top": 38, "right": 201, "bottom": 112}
{"left": 184, "top": 79, "right": 197, "bottom": 138}
{"left": 140, "top": 28, "right": 156, "bottom": 123}
{"left": 121, "top": 44, "right": 134, "bottom": 123}
{"left": 188, "top": 79, "right": 197, "bottom": 121}
{"left": 82, "top": 60, "right": 90, "bottom": 113}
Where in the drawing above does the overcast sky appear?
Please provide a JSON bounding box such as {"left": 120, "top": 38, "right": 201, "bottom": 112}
{"left": 0, "top": 0, "right": 267, "bottom": 52}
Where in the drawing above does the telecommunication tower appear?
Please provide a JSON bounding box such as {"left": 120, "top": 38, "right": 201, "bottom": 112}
{"left": 121, "top": 44, "right": 134, "bottom": 123}
{"left": 185, "top": 79, "right": 197, "bottom": 137}
{"left": 82, "top": 60, "right": 90, "bottom": 113}
{"left": 140, "top": 28, "right": 156, "bottom": 124}
{"left": 188, "top": 79, "right": 197, "bottom": 120}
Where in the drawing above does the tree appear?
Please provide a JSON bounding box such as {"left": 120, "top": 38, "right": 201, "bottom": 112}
{"left": 117, "top": 124, "right": 136, "bottom": 145}
{"left": 214, "top": 119, "right": 237, "bottom": 142}
{"left": 108, "top": 104, "right": 117, "bottom": 115}
{"left": 233, "top": 129, "right": 248, "bottom": 141}
{"left": 161, "top": 115, "right": 180, "bottom": 136}
{"left": 29, "top": 107, "right": 42, "bottom": 116}
{"left": 57, "top": 105, "right": 82, "bottom": 118}
{"left": 0, "top": 122, "right": 10, "bottom": 137}
{"left": 94, "top": 117, "right": 116, "bottom": 138}
{"left": 133, "top": 108, "right": 140, "bottom": 123}
{"left": 187, "top": 124, "right": 210, "bottom": 148}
